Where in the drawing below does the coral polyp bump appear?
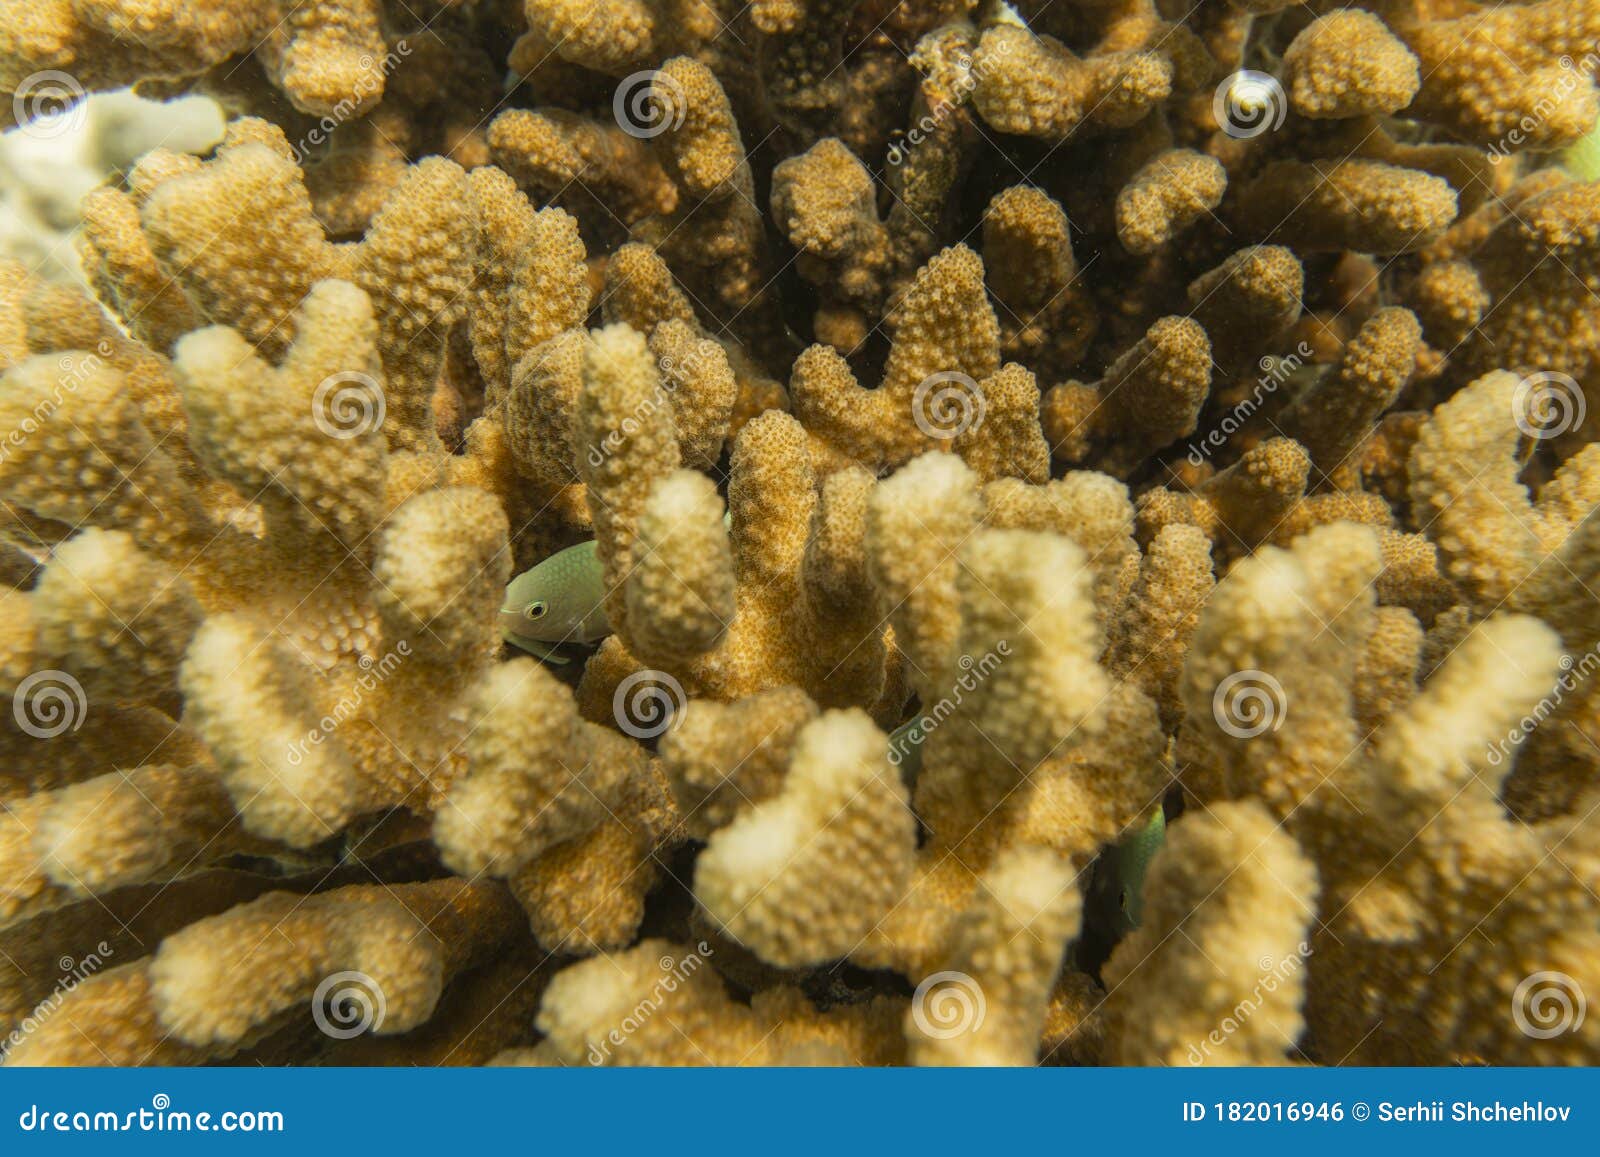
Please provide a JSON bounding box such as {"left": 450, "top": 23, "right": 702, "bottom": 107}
{"left": 0, "top": 0, "right": 1598, "bottom": 1068}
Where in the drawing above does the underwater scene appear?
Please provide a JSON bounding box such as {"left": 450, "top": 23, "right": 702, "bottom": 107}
{"left": 0, "top": 0, "right": 1597, "bottom": 1072}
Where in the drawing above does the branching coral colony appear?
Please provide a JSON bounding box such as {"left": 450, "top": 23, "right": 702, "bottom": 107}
{"left": 1, "top": 0, "right": 1599, "bottom": 1069}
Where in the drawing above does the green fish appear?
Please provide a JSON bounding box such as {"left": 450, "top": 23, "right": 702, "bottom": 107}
{"left": 1561, "top": 113, "right": 1600, "bottom": 181}
{"left": 1110, "top": 808, "right": 1167, "bottom": 934}
{"left": 886, "top": 716, "right": 927, "bottom": 781}
{"left": 498, "top": 538, "right": 611, "bottom": 664}
{"left": 502, "top": 527, "right": 929, "bottom": 774}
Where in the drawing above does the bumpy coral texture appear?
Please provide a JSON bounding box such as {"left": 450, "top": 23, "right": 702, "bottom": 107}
{"left": 1, "top": 0, "right": 1597, "bottom": 1070}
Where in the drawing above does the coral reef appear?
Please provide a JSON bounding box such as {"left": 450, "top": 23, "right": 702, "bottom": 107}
{"left": 1, "top": 0, "right": 1598, "bottom": 1070}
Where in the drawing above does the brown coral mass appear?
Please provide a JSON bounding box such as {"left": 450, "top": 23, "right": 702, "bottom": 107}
{"left": 0, "top": 0, "right": 1597, "bottom": 1071}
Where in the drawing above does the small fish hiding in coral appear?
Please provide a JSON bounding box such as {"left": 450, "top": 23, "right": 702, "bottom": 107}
{"left": 500, "top": 538, "right": 609, "bottom": 663}
{"left": 504, "top": 524, "right": 930, "bottom": 768}
{"left": 2, "top": 0, "right": 1598, "bottom": 1074}
{"left": 1118, "top": 809, "right": 1168, "bottom": 931}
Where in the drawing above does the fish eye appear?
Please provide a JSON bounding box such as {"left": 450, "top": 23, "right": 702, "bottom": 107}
{"left": 524, "top": 601, "right": 548, "bottom": 621}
